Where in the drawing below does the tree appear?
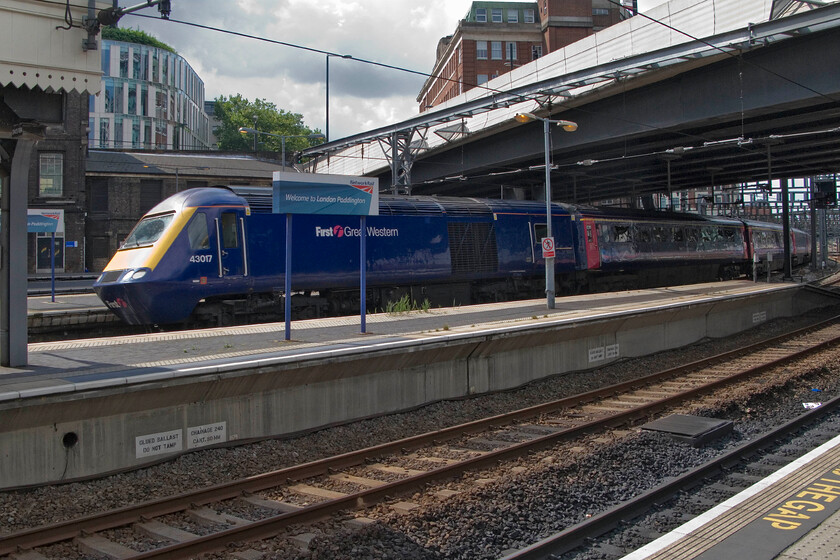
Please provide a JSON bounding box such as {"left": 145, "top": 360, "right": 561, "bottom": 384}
{"left": 213, "top": 95, "right": 323, "bottom": 161}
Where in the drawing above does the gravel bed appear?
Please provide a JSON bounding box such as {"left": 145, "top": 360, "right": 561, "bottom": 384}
{"left": 300, "top": 359, "right": 840, "bottom": 559}
{"left": 0, "top": 305, "right": 838, "bottom": 559}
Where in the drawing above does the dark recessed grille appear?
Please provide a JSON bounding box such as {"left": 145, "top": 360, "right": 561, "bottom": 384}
{"left": 448, "top": 222, "right": 498, "bottom": 274}
{"left": 99, "top": 270, "right": 124, "bottom": 283}
{"left": 378, "top": 197, "right": 443, "bottom": 215}
{"left": 438, "top": 197, "right": 493, "bottom": 217}
{"left": 231, "top": 187, "right": 273, "bottom": 213}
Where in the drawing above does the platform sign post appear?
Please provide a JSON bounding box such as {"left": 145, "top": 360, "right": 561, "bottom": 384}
{"left": 272, "top": 171, "right": 379, "bottom": 339}
{"left": 27, "top": 210, "right": 62, "bottom": 302}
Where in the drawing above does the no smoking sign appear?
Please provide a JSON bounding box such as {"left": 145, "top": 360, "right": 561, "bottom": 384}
{"left": 542, "top": 237, "right": 555, "bottom": 258}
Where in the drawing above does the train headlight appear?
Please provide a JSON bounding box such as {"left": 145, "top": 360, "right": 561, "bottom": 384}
{"left": 128, "top": 268, "right": 150, "bottom": 280}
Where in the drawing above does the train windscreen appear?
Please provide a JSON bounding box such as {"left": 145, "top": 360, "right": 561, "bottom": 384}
{"left": 121, "top": 213, "right": 175, "bottom": 249}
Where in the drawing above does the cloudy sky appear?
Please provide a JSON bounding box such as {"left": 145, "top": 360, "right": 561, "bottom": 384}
{"left": 126, "top": 0, "right": 666, "bottom": 140}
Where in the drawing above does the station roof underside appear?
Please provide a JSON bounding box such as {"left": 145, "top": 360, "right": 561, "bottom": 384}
{"left": 303, "top": 3, "right": 840, "bottom": 203}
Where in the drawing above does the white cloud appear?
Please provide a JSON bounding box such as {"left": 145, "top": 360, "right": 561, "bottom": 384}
{"left": 126, "top": 0, "right": 476, "bottom": 139}
{"left": 125, "top": 0, "right": 673, "bottom": 140}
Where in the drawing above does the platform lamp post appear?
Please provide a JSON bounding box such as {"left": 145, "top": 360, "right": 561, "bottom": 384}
{"left": 238, "top": 128, "right": 325, "bottom": 170}
{"left": 514, "top": 112, "right": 578, "bottom": 310}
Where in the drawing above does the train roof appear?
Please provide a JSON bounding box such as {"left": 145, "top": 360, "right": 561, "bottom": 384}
{"left": 226, "top": 186, "right": 572, "bottom": 217}
{"left": 147, "top": 187, "right": 248, "bottom": 216}
{"left": 572, "top": 205, "right": 744, "bottom": 225}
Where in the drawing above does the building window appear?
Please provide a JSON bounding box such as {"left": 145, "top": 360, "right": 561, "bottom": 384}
{"left": 477, "top": 74, "right": 488, "bottom": 85}
{"left": 114, "top": 83, "right": 124, "bottom": 114}
{"left": 491, "top": 41, "right": 503, "bottom": 60}
{"left": 139, "top": 180, "right": 162, "bottom": 214}
{"left": 532, "top": 45, "right": 543, "bottom": 60}
{"left": 491, "top": 8, "right": 502, "bottom": 22}
{"left": 115, "top": 117, "right": 124, "bottom": 148}
{"left": 99, "top": 118, "right": 110, "bottom": 148}
{"left": 506, "top": 42, "right": 517, "bottom": 60}
{"left": 132, "top": 50, "right": 141, "bottom": 79}
{"left": 119, "top": 46, "right": 129, "bottom": 78}
{"left": 132, "top": 118, "right": 141, "bottom": 148}
{"left": 101, "top": 44, "right": 110, "bottom": 75}
{"left": 104, "top": 80, "right": 115, "bottom": 112}
{"left": 476, "top": 8, "right": 486, "bottom": 22}
{"left": 141, "top": 49, "right": 149, "bottom": 80}
{"left": 476, "top": 41, "right": 488, "bottom": 59}
{"left": 89, "top": 178, "right": 109, "bottom": 213}
{"left": 524, "top": 9, "right": 535, "bottom": 23}
{"left": 39, "top": 153, "right": 63, "bottom": 197}
{"left": 141, "top": 85, "right": 148, "bottom": 117}
{"left": 91, "top": 236, "right": 110, "bottom": 260}
{"left": 507, "top": 10, "right": 518, "bottom": 23}
{"left": 128, "top": 86, "right": 137, "bottom": 115}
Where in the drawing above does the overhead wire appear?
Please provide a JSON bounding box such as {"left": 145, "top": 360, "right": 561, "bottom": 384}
{"left": 42, "top": 0, "right": 840, "bottom": 183}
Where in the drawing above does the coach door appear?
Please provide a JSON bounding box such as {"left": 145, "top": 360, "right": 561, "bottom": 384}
{"left": 583, "top": 219, "right": 600, "bottom": 269}
{"left": 215, "top": 210, "right": 249, "bottom": 278}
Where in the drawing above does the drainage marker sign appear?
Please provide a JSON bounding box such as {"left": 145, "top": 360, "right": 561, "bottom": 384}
{"left": 187, "top": 422, "right": 227, "bottom": 449}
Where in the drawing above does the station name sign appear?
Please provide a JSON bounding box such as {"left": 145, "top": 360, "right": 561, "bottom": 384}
{"left": 272, "top": 171, "right": 379, "bottom": 216}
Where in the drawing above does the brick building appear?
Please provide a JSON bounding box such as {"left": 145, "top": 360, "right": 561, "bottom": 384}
{"left": 417, "top": 1, "right": 632, "bottom": 111}
{"left": 23, "top": 92, "right": 90, "bottom": 274}
{"left": 84, "top": 151, "right": 279, "bottom": 272}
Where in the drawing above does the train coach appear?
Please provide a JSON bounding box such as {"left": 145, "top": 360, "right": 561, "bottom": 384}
{"left": 93, "top": 186, "right": 809, "bottom": 326}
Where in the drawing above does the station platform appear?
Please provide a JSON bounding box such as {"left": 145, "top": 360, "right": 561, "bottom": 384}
{"left": 0, "top": 279, "right": 834, "bottom": 488}
{"left": 621, "top": 432, "right": 840, "bottom": 560}
{"left": 2, "top": 280, "right": 805, "bottom": 399}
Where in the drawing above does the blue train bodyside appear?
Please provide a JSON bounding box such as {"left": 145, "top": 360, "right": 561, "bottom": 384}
{"left": 93, "top": 187, "right": 810, "bottom": 326}
{"left": 94, "top": 188, "right": 578, "bottom": 324}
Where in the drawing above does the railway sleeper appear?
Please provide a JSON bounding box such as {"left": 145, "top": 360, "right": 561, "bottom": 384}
{"left": 75, "top": 534, "right": 137, "bottom": 560}
{"left": 240, "top": 493, "right": 302, "bottom": 514}
{"left": 11, "top": 552, "right": 49, "bottom": 560}
{"left": 135, "top": 519, "right": 199, "bottom": 543}
{"left": 188, "top": 506, "right": 250, "bottom": 528}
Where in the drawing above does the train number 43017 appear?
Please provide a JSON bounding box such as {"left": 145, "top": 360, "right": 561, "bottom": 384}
{"left": 190, "top": 255, "right": 213, "bottom": 263}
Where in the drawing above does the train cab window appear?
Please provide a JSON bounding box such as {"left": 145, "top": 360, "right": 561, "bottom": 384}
{"left": 121, "top": 213, "right": 174, "bottom": 248}
{"left": 221, "top": 212, "right": 239, "bottom": 249}
{"left": 187, "top": 212, "right": 210, "bottom": 250}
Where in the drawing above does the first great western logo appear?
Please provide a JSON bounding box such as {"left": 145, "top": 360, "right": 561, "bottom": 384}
{"left": 315, "top": 225, "right": 399, "bottom": 238}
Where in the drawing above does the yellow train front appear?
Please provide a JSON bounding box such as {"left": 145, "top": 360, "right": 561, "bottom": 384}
{"left": 93, "top": 188, "right": 253, "bottom": 325}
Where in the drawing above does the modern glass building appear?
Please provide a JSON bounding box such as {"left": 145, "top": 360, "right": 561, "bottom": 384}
{"left": 89, "top": 39, "right": 211, "bottom": 151}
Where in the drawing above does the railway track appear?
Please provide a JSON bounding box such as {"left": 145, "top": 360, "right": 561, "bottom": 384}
{"left": 501, "top": 394, "right": 840, "bottom": 560}
{"left": 3, "top": 317, "right": 840, "bottom": 559}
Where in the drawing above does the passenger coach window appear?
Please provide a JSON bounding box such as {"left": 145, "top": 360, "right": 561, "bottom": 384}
{"left": 187, "top": 213, "right": 209, "bottom": 250}
{"left": 534, "top": 224, "right": 547, "bottom": 242}
{"left": 221, "top": 212, "right": 239, "bottom": 249}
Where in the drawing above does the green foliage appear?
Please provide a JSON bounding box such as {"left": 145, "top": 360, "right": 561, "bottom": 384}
{"left": 213, "top": 95, "right": 324, "bottom": 156}
{"left": 102, "top": 27, "right": 176, "bottom": 53}
{"left": 384, "top": 294, "right": 432, "bottom": 314}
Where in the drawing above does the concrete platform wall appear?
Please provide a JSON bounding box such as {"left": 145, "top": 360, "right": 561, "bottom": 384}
{"left": 0, "top": 286, "right": 829, "bottom": 488}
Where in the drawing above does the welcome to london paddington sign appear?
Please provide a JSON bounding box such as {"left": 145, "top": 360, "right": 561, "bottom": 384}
{"left": 272, "top": 171, "right": 379, "bottom": 216}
